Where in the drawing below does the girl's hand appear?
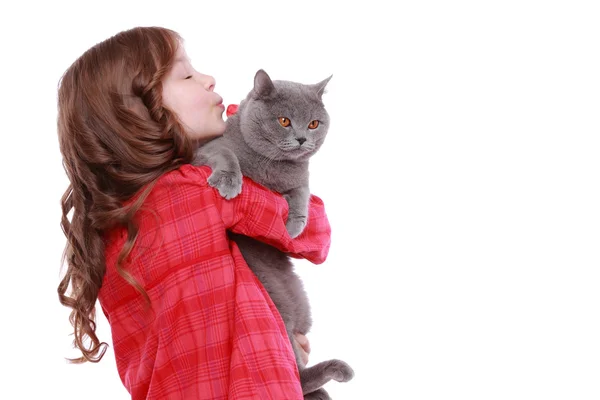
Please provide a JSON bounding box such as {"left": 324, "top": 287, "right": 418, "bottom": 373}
{"left": 294, "top": 333, "right": 311, "bottom": 365}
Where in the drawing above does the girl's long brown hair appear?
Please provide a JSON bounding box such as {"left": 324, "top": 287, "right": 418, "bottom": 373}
{"left": 57, "top": 26, "right": 196, "bottom": 363}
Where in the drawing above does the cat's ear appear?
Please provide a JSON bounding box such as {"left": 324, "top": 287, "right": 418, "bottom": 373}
{"left": 253, "top": 69, "right": 275, "bottom": 99}
{"left": 312, "top": 75, "right": 332, "bottom": 99}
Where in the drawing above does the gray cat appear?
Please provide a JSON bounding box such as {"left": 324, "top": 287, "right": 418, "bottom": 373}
{"left": 193, "top": 69, "right": 354, "bottom": 399}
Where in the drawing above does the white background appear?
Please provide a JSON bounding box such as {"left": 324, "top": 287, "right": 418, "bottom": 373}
{"left": 1, "top": 0, "right": 599, "bottom": 399}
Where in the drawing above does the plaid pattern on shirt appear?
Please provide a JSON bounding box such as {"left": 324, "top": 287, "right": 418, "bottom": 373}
{"left": 98, "top": 165, "right": 331, "bottom": 399}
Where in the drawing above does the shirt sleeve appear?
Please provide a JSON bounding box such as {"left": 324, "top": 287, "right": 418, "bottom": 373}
{"left": 187, "top": 165, "right": 331, "bottom": 265}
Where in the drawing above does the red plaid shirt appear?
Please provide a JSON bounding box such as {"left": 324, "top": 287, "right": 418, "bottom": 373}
{"left": 98, "top": 165, "right": 331, "bottom": 399}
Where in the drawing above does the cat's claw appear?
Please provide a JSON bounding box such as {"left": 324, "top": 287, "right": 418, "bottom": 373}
{"left": 286, "top": 216, "right": 307, "bottom": 238}
{"left": 208, "top": 169, "right": 243, "bottom": 200}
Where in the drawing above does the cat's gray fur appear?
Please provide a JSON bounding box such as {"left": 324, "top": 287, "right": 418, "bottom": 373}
{"left": 193, "top": 70, "right": 353, "bottom": 399}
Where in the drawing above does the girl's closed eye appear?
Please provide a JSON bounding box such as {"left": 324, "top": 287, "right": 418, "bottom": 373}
{"left": 185, "top": 75, "right": 193, "bottom": 80}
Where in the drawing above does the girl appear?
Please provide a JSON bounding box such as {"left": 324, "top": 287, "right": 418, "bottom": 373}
{"left": 57, "top": 26, "right": 330, "bottom": 399}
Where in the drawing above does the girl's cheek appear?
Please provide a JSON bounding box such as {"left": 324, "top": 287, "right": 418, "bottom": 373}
{"left": 197, "top": 96, "right": 211, "bottom": 111}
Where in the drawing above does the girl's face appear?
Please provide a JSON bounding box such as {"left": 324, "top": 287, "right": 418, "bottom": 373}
{"left": 162, "top": 47, "right": 226, "bottom": 141}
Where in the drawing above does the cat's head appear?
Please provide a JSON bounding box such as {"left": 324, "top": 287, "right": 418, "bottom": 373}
{"left": 239, "top": 69, "right": 332, "bottom": 162}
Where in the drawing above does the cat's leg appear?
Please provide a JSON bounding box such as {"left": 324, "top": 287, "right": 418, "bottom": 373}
{"left": 304, "top": 388, "right": 331, "bottom": 400}
{"left": 193, "top": 138, "right": 242, "bottom": 199}
{"left": 300, "top": 359, "right": 354, "bottom": 395}
{"left": 290, "top": 268, "right": 312, "bottom": 334}
{"left": 282, "top": 185, "right": 310, "bottom": 238}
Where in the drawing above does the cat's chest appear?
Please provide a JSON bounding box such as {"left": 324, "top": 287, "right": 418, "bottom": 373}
{"left": 240, "top": 158, "right": 307, "bottom": 194}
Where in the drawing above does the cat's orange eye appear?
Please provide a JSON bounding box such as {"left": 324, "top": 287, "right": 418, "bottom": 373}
{"left": 308, "top": 120, "right": 319, "bottom": 129}
{"left": 279, "top": 117, "right": 291, "bottom": 127}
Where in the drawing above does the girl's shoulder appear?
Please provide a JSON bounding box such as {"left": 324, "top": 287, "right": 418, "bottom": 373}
{"left": 123, "top": 164, "right": 214, "bottom": 210}
{"left": 158, "top": 164, "right": 212, "bottom": 185}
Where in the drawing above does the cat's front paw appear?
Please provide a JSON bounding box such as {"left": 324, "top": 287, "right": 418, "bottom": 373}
{"left": 328, "top": 360, "right": 354, "bottom": 382}
{"left": 208, "top": 169, "right": 242, "bottom": 200}
{"left": 286, "top": 215, "right": 307, "bottom": 239}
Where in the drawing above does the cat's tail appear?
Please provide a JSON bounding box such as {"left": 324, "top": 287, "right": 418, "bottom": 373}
{"left": 300, "top": 359, "right": 354, "bottom": 395}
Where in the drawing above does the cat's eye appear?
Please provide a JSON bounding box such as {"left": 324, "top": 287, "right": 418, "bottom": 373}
{"left": 308, "top": 120, "right": 320, "bottom": 129}
{"left": 279, "top": 117, "right": 291, "bottom": 127}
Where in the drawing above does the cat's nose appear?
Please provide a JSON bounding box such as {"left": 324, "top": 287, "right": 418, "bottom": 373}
{"left": 296, "top": 138, "right": 307, "bottom": 145}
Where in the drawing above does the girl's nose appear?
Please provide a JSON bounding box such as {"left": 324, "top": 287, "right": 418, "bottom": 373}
{"left": 201, "top": 74, "right": 216, "bottom": 91}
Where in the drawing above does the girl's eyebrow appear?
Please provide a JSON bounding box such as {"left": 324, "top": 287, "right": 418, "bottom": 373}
{"left": 174, "top": 57, "right": 191, "bottom": 64}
